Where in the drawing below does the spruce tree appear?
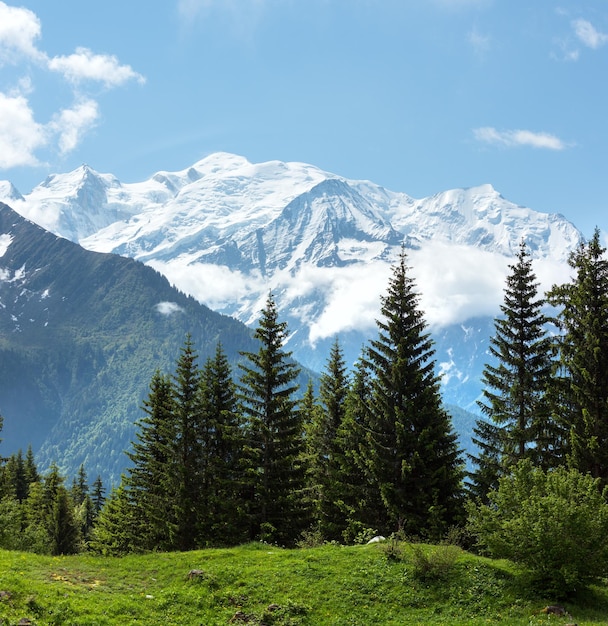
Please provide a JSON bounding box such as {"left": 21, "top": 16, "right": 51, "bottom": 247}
{"left": 24, "top": 445, "right": 39, "bottom": 485}
{"left": 339, "top": 355, "right": 385, "bottom": 538}
{"left": 362, "top": 250, "right": 464, "bottom": 538}
{"left": 198, "top": 343, "right": 245, "bottom": 544}
{"left": 91, "top": 475, "right": 106, "bottom": 515}
{"left": 306, "top": 339, "right": 350, "bottom": 540}
{"left": 238, "top": 292, "right": 306, "bottom": 545}
{"left": 90, "top": 481, "right": 138, "bottom": 556}
{"left": 126, "top": 370, "right": 177, "bottom": 550}
{"left": 470, "top": 242, "right": 559, "bottom": 499}
{"left": 171, "top": 335, "right": 204, "bottom": 551}
{"left": 548, "top": 228, "right": 608, "bottom": 484}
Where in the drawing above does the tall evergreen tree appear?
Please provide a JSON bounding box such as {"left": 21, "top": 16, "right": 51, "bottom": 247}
{"left": 362, "top": 250, "right": 464, "bottom": 538}
{"left": 24, "top": 445, "right": 39, "bottom": 485}
{"left": 170, "top": 335, "right": 204, "bottom": 551}
{"left": 339, "top": 355, "right": 385, "bottom": 538}
{"left": 548, "top": 228, "right": 608, "bottom": 484}
{"left": 306, "top": 339, "right": 351, "bottom": 540}
{"left": 238, "top": 292, "right": 306, "bottom": 544}
{"left": 126, "top": 370, "right": 177, "bottom": 550}
{"left": 90, "top": 481, "right": 138, "bottom": 556}
{"left": 470, "top": 242, "right": 559, "bottom": 499}
{"left": 91, "top": 475, "right": 106, "bottom": 515}
{"left": 197, "top": 342, "right": 245, "bottom": 544}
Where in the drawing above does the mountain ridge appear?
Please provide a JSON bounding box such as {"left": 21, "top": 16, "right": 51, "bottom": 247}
{"left": 0, "top": 153, "right": 583, "bottom": 408}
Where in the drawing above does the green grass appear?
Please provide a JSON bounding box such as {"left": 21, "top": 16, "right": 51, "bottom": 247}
{"left": 1, "top": 542, "right": 608, "bottom": 625}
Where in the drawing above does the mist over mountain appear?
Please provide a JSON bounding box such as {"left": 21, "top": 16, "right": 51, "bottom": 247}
{"left": 1, "top": 152, "right": 582, "bottom": 413}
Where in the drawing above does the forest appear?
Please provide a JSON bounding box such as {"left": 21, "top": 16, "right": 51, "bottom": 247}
{"left": 3, "top": 230, "right": 608, "bottom": 595}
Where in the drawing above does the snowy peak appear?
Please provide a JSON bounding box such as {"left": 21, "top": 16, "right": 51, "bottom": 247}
{"left": 0, "top": 181, "right": 24, "bottom": 203}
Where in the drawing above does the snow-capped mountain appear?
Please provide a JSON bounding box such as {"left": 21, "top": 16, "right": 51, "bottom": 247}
{"left": 1, "top": 152, "right": 582, "bottom": 409}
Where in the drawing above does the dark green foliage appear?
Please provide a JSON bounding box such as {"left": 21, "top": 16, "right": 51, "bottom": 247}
{"left": 547, "top": 228, "right": 608, "bottom": 485}
{"left": 89, "top": 481, "right": 139, "bottom": 556}
{"left": 197, "top": 343, "right": 246, "bottom": 544}
{"left": 238, "top": 292, "right": 307, "bottom": 545}
{"left": 0, "top": 202, "right": 257, "bottom": 484}
{"left": 91, "top": 474, "right": 105, "bottom": 514}
{"left": 359, "top": 250, "right": 464, "bottom": 537}
{"left": 470, "top": 242, "right": 559, "bottom": 499}
{"left": 126, "top": 369, "right": 178, "bottom": 550}
{"left": 305, "top": 339, "right": 351, "bottom": 540}
{"left": 468, "top": 460, "right": 608, "bottom": 596}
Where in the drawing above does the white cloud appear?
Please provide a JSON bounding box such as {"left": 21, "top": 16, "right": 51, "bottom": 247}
{"left": 473, "top": 127, "right": 567, "bottom": 150}
{"left": 572, "top": 18, "right": 608, "bottom": 50}
{"left": 0, "top": 91, "right": 47, "bottom": 167}
{"left": 0, "top": 1, "right": 43, "bottom": 63}
{"left": 51, "top": 99, "right": 99, "bottom": 155}
{"left": 0, "top": 3, "right": 145, "bottom": 170}
{"left": 155, "top": 301, "right": 185, "bottom": 316}
{"left": 409, "top": 243, "right": 509, "bottom": 329}
{"left": 48, "top": 47, "right": 145, "bottom": 88}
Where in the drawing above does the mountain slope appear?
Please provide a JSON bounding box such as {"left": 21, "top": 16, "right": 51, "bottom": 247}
{"left": 1, "top": 153, "right": 583, "bottom": 409}
{"left": 0, "top": 202, "right": 259, "bottom": 484}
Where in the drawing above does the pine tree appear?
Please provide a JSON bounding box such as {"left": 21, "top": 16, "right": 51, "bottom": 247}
{"left": 71, "top": 464, "right": 89, "bottom": 506}
{"left": 338, "top": 355, "right": 385, "bottom": 539}
{"left": 91, "top": 475, "right": 106, "bottom": 515}
{"left": 306, "top": 339, "right": 351, "bottom": 540}
{"left": 90, "top": 481, "right": 138, "bottom": 556}
{"left": 198, "top": 342, "right": 245, "bottom": 544}
{"left": 238, "top": 292, "right": 306, "bottom": 545}
{"left": 49, "top": 486, "right": 81, "bottom": 555}
{"left": 362, "top": 250, "right": 464, "bottom": 538}
{"left": 24, "top": 445, "right": 39, "bottom": 485}
{"left": 126, "top": 370, "right": 177, "bottom": 550}
{"left": 4, "top": 450, "right": 28, "bottom": 503}
{"left": 548, "top": 228, "right": 608, "bottom": 484}
{"left": 171, "top": 335, "right": 204, "bottom": 551}
{"left": 470, "top": 242, "right": 559, "bottom": 499}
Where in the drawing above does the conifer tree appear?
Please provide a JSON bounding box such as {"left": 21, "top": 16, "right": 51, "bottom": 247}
{"left": 339, "top": 355, "right": 385, "bottom": 538}
{"left": 548, "top": 228, "right": 608, "bottom": 484}
{"left": 71, "top": 464, "right": 89, "bottom": 506}
{"left": 470, "top": 242, "right": 559, "bottom": 499}
{"left": 171, "top": 335, "right": 204, "bottom": 551}
{"left": 306, "top": 339, "right": 350, "bottom": 540}
{"left": 90, "top": 481, "right": 138, "bottom": 556}
{"left": 24, "top": 445, "right": 39, "bottom": 485}
{"left": 126, "top": 370, "right": 177, "bottom": 550}
{"left": 198, "top": 343, "right": 245, "bottom": 544}
{"left": 5, "top": 450, "right": 28, "bottom": 502}
{"left": 362, "top": 250, "right": 464, "bottom": 537}
{"left": 238, "top": 292, "right": 306, "bottom": 544}
{"left": 91, "top": 475, "right": 106, "bottom": 515}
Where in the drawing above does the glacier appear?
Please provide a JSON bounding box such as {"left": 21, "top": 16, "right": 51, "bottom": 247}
{"left": 0, "top": 152, "right": 582, "bottom": 410}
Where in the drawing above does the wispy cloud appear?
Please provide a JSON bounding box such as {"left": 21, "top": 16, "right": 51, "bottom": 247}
{"left": 473, "top": 127, "right": 567, "bottom": 150}
{"left": 0, "top": 1, "right": 145, "bottom": 171}
{"left": 572, "top": 18, "right": 608, "bottom": 50}
{"left": 48, "top": 47, "right": 145, "bottom": 88}
{"left": 51, "top": 99, "right": 100, "bottom": 155}
{"left": 467, "top": 28, "right": 491, "bottom": 55}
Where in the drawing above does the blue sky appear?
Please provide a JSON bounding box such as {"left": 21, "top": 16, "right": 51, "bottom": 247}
{"left": 0, "top": 0, "right": 607, "bottom": 236}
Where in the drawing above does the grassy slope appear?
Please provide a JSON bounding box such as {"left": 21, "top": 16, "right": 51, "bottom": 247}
{"left": 1, "top": 543, "right": 608, "bottom": 625}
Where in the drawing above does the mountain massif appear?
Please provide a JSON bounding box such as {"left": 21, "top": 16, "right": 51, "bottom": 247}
{"left": 0, "top": 154, "right": 584, "bottom": 481}
{"left": 1, "top": 153, "right": 582, "bottom": 408}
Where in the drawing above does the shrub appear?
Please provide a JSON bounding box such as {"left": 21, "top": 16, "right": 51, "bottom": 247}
{"left": 410, "top": 544, "right": 460, "bottom": 581}
{"left": 467, "top": 460, "right": 608, "bottom": 596}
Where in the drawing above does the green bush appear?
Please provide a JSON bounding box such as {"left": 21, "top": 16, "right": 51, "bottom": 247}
{"left": 410, "top": 543, "right": 461, "bottom": 581}
{"left": 467, "top": 460, "right": 608, "bottom": 596}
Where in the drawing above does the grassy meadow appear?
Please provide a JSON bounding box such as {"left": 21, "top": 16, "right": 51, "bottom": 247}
{"left": 1, "top": 541, "right": 608, "bottom": 625}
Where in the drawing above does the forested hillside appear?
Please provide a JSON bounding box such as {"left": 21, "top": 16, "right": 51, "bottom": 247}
{"left": 0, "top": 202, "right": 258, "bottom": 483}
